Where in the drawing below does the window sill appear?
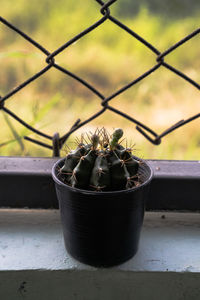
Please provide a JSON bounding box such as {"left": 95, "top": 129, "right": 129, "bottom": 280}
{"left": 0, "top": 209, "right": 199, "bottom": 299}
{"left": 0, "top": 157, "right": 200, "bottom": 210}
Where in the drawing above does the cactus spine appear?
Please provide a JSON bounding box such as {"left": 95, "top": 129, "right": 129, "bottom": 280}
{"left": 60, "top": 128, "right": 140, "bottom": 191}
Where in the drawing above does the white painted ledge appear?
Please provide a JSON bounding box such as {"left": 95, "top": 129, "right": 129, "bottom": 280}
{"left": 0, "top": 209, "right": 200, "bottom": 300}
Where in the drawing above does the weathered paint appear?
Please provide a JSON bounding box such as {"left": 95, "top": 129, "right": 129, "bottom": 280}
{"left": 0, "top": 210, "right": 200, "bottom": 299}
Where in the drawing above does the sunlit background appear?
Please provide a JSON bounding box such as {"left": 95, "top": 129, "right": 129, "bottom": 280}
{"left": 0, "top": 0, "right": 199, "bottom": 159}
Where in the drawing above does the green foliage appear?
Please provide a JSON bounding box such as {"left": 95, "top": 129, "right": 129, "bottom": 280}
{"left": 115, "top": 0, "right": 200, "bottom": 18}
{"left": 0, "top": 0, "right": 199, "bottom": 159}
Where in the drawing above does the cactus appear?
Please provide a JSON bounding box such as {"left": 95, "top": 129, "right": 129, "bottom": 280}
{"left": 59, "top": 128, "right": 140, "bottom": 191}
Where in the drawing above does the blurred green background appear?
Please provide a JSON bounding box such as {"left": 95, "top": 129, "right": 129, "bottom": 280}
{"left": 0, "top": 0, "right": 199, "bottom": 159}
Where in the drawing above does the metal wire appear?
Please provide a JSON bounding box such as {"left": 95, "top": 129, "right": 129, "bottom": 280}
{"left": 0, "top": 0, "right": 199, "bottom": 156}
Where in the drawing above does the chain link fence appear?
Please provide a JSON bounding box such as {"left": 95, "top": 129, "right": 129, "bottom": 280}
{"left": 0, "top": 0, "right": 199, "bottom": 156}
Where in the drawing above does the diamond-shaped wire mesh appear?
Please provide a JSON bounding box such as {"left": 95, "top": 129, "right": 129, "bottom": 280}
{"left": 0, "top": 0, "right": 199, "bottom": 156}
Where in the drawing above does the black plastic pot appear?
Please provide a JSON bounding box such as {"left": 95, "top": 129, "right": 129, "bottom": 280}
{"left": 52, "top": 157, "right": 153, "bottom": 267}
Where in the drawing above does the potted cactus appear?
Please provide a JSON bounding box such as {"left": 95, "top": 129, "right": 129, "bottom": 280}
{"left": 52, "top": 128, "right": 153, "bottom": 267}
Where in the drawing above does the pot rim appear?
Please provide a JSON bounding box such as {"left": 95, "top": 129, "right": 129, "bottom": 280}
{"left": 52, "top": 157, "right": 154, "bottom": 195}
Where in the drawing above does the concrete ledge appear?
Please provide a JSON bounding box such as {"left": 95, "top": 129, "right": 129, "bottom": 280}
{"left": 0, "top": 209, "right": 200, "bottom": 299}
{"left": 1, "top": 157, "right": 200, "bottom": 210}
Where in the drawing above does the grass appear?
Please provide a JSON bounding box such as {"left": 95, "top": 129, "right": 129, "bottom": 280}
{"left": 0, "top": 1, "right": 199, "bottom": 159}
